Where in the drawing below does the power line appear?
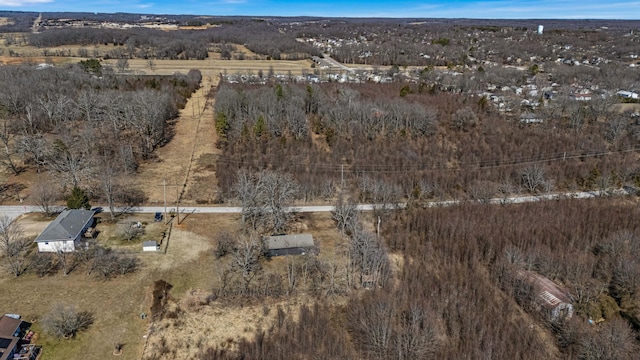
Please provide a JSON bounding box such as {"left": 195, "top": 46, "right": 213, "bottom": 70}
{"left": 208, "top": 146, "right": 640, "bottom": 174}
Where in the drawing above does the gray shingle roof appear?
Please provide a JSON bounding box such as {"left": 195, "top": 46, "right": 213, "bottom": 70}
{"left": 35, "top": 209, "right": 95, "bottom": 243}
{"left": 263, "top": 234, "right": 314, "bottom": 250}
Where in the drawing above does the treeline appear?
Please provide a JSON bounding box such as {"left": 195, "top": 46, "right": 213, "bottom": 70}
{"left": 0, "top": 11, "right": 37, "bottom": 33}
{"left": 213, "top": 82, "right": 640, "bottom": 203}
{"left": 201, "top": 198, "right": 640, "bottom": 359}
{"left": 26, "top": 21, "right": 321, "bottom": 60}
{"left": 28, "top": 28, "right": 209, "bottom": 60}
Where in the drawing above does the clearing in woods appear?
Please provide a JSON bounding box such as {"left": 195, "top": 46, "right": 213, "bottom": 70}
{"left": 131, "top": 57, "right": 313, "bottom": 205}
{"left": 134, "top": 73, "right": 221, "bottom": 205}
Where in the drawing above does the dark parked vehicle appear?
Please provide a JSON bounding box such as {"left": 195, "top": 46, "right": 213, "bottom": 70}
{"left": 154, "top": 212, "right": 163, "bottom": 222}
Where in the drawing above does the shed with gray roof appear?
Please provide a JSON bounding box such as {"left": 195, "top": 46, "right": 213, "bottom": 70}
{"left": 34, "top": 209, "right": 95, "bottom": 253}
{"left": 143, "top": 240, "right": 158, "bottom": 252}
{"left": 263, "top": 234, "right": 317, "bottom": 257}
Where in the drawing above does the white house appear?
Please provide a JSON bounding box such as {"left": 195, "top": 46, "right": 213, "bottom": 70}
{"left": 520, "top": 113, "right": 544, "bottom": 124}
{"left": 34, "top": 209, "right": 95, "bottom": 252}
{"left": 617, "top": 90, "right": 639, "bottom": 99}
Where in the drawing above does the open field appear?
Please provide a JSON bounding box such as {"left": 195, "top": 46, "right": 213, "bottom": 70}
{"left": 132, "top": 72, "right": 220, "bottom": 205}
{"left": 612, "top": 103, "right": 640, "bottom": 113}
{"left": 0, "top": 54, "right": 315, "bottom": 77}
{"left": 0, "top": 39, "right": 316, "bottom": 76}
{"left": 108, "top": 58, "right": 315, "bottom": 77}
{"left": 0, "top": 18, "right": 13, "bottom": 26}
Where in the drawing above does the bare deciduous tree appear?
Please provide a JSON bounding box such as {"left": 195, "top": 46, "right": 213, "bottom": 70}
{"left": 90, "top": 246, "right": 139, "bottom": 278}
{"left": 520, "top": 164, "right": 547, "bottom": 194}
{"left": 603, "top": 114, "right": 628, "bottom": 144}
{"left": 30, "top": 252, "right": 57, "bottom": 277}
{"left": 359, "top": 177, "right": 401, "bottom": 218}
{"left": 214, "top": 231, "right": 236, "bottom": 259}
{"left": 0, "top": 117, "right": 21, "bottom": 175}
{"left": 260, "top": 171, "right": 299, "bottom": 233}
{"left": 0, "top": 216, "right": 31, "bottom": 276}
{"left": 451, "top": 106, "right": 478, "bottom": 131}
{"left": 123, "top": 224, "right": 144, "bottom": 242}
{"left": 348, "top": 293, "right": 394, "bottom": 359}
{"left": 52, "top": 242, "right": 72, "bottom": 276}
{"left": 16, "top": 132, "right": 49, "bottom": 172}
{"left": 468, "top": 180, "right": 496, "bottom": 203}
{"left": 232, "top": 234, "right": 262, "bottom": 293}
{"left": 349, "top": 229, "right": 390, "bottom": 289}
{"left": 579, "top": 318, "right": 637, "bottom": 360}
{"left": 47, "top": 140, "right": 93, "bottom": 188}
{"left": 332, "top": 195, "right": 359, "bottom": 235}
{"left": 31, "top": 180, "right": 59, "bottom": 216}
{"left": 234, "top": 170, "right": 299, "bottom": 233}
{"left": 395, "top": 306, "right": 438, "bottom": 360}
{"left": 43, "top": 304, "right": 94, "bottom": 338}
{"left": 116, "top": 58, "right": 129, "bottom": 72}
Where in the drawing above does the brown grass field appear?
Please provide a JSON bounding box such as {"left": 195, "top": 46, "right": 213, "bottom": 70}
{"left": 0, "top": 18, "right": 13, "bottom": 26}
{"left": 0, "top": 38, "right": 315, "bottom": 77}
{"left": 132, "top": 71, "right": 221, "bottom": 205}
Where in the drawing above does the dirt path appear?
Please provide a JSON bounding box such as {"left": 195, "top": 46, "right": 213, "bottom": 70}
{"left": 32, "top": 13, "right": 41, "bottom": 33}
{"left": 134, "top": 74, "right": 220, "bottom": 206}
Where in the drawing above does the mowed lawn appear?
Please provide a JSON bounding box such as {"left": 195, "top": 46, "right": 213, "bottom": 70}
{"left": 1, "top": 267, "right": 149, "bottom": 360}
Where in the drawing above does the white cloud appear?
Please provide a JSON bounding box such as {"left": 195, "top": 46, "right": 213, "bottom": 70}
{"left": 0, "top": 0, "right": 52, "bottom": 5}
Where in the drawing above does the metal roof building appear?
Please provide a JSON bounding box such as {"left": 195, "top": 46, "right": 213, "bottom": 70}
{"left": 263, "top": 234, "right": 317, "bottom": 257}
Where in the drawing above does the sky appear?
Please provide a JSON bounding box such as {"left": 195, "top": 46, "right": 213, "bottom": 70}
{"left": 1, "top": 0, "right": 640, "bottom": 19}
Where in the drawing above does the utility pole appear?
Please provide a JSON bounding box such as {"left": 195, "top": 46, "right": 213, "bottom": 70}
{"left": 159, "top": 180, "right": 180, "bottom": 224}
{"left": 176, "top": 181, "right": 180, "bottom": 225}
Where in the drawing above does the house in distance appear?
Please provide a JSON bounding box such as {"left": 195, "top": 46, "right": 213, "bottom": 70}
{"left": 34, "top": 209, "right": 96, "bottom": 253}
{"left": 263, "top": 234, "right": 317, "bottom": 257}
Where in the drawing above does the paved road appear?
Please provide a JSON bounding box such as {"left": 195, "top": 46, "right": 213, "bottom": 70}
{"left": 0, "top": 189, "right": 625, "bottom": 223}
{"left": 314, "top": 53, "right": 353, "bottom": 72}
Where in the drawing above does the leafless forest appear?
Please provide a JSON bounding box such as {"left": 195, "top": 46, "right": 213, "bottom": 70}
{"left": 213, "top": 81, "right": 638, "bottom": 204}
{"left": 197, "top": 199, "right": 640, "bottom": 359}
{"left": 1, "top": 11, "right": 640, "bottom": 359}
